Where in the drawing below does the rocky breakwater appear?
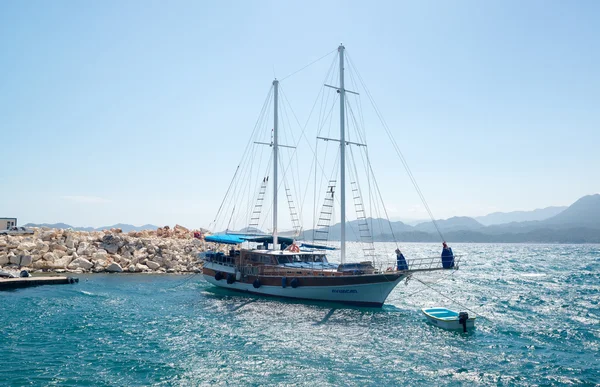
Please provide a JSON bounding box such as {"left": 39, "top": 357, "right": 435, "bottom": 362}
{"left": 0, "top": 225, "right": 206, "bottom": 274}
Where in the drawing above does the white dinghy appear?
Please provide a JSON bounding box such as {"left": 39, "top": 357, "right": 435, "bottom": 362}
{"left": 422, "top": 307, "right": 476, "bottom": 332}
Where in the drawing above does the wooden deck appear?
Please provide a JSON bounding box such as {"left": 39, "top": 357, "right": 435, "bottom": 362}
{"left": 0, "top": 276, "right": 79, "bottom": 290}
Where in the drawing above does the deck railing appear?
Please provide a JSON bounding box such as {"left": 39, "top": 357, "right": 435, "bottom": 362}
{"left": 203, "top": 252, "right": 462, "bottom": 277}
{"left": 374, "top": 254, "right": 462, "bottom": 273}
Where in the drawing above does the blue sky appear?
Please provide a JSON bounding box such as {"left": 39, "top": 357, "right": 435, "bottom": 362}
{"left": 1, "top": 1, "right": 598, "bottom": 229}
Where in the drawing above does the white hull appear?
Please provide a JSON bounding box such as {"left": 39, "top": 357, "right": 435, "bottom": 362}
{"left": 424, "top": 317, "right": 475, "bottom": 330}
{"left": 202, "top": 263, "right": 404, "bottom": 307}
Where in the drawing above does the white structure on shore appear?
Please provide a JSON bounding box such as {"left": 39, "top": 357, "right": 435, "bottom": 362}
{"left": 0, "top": 218, "right": 17, "bottom": 230}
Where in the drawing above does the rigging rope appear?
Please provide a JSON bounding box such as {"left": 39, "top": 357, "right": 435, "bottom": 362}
{"left": 280, "top": 48, "right": 337, "bottom": 82}
{"left": 212, "top": 86, "right": 273, "bottom": 232}
{"left": 280, "top": 84, "right": 368, "bottom": 245}
{"left": 345, "top": 99, "right": 383, "bottom": 243}
{"left": 346, "top": 53, "right": 446, "bottom": 242}
{"left": 365, "top": 161, "right": 400, "bottom": 250}
{"left": 279, "top": 90, "right": 304, "bottom": 231}
{"left": 209, "top": 165, "right": 239, "bottom": 231}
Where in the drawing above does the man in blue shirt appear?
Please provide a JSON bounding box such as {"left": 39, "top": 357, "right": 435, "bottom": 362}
{"left": 396, "top": 248, "right": 408, "bottom": 271}
{"left": 441, "top": 242, "right": 454, "bottom": 269}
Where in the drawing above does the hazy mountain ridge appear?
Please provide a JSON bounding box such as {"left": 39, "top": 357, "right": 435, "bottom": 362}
{"left": 303, "top": 194, "right": 600, "bottom": 243}
{"left": 543, "top": 195, "right": 600, "bottom": 226}
{"left": 474, "top": 206, "right": 567, "bottom": 226}
{"left": 413, "top": 217, "right": 484, "bottom": 233}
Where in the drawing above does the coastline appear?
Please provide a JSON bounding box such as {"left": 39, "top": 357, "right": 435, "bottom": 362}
{"left": 0, "top": 226, "right": 209, "bottom": 275}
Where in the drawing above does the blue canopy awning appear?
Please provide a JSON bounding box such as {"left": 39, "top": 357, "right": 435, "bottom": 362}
{"left": 205, "top": 234, "right": 246, "bottom": 245}
{"left": 243, "top": 235, "right": 295, "bottom": 245}
{"left": 205, "top": 233, "right": 299, "bottom": 246}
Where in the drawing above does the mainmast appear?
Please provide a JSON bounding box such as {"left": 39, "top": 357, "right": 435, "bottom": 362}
{"left": 272, "top": 79, "right": 279, "bottom": 248}
{"left": 338, "top": 44, "right": 346, "bottom": 264}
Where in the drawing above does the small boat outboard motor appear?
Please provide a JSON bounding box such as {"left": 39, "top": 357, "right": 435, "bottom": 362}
{"left": 20, "top": 270, "right": 30, "bottom": 278}
{"left": 458, "top": 311, "right": 469, "bottom": 333}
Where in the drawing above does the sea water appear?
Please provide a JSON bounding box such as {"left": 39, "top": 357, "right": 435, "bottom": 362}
{"left": 1, "top": 243, "right": 599, "bottom": 386}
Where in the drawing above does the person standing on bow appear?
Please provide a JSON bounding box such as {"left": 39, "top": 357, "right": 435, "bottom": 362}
{"left": 396, "top": 248, "right": 408, "bottom": 271}
{"left": 441, "top": 242, "right": 454, "bottom": 269}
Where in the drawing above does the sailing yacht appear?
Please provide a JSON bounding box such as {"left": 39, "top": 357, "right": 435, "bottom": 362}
{"left": 201, "top": 45, "right": 456, "bottom": 307}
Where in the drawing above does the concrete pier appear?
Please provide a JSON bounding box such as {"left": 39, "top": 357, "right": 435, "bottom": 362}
{"left": 0, "top": 276, "right": 79, "bottom": 290}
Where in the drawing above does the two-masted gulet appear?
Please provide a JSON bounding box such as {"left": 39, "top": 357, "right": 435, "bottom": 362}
{"left": 201, "top": 45, "right": 456, "bottom": 307}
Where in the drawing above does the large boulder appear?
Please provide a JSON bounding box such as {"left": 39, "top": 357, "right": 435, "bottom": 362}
{"left": 50, "top": 243, "right": 68, "bottom": 252}
{"left": 10, "top": 255, "right": 33, "bottom": 266}
{"left": 157, "top": 226, "right": 172, "bottom": 238}
{"left": 101, "top": 235, "right": 123, "bottom": 254}
{"left": 6, "top": 237, "right": 19, "bottom": 249}
{"left": 96, "top": 252, "right": 114, "bottom": 268}
{"left": 65, "top": 234, "right": 76, "bottom": 249}
{"left": 103, "top": 243, "right": 119, "bottom": 254}
{"left": 0, "top": 253, "right": 8, "bottom": 266}
{"left": 173, "top": 224, "right": 190, "bottom": 238}
{"left": 92, "top": 250, "right": 108, "bottom": 261}
{"left": 36, "top": 240, "right": 49, "bottom": 253}
{"left": 17, "top": 242, "right": 37, "bottom": 252}
{"left": 47, "top": 255, "right": 75, "bottom": 269}
{"left": 54, "top": 250, "right": 67, "bottom": 259}
{"left": 41, "top": 231, "right": 57, "bottom": 241}
{"left": 133, "top": 248, "right": 148, "bottom": 262}
{"left": 146, "top": 261, "right": 160, "bottom": 270}
{"left": 105, "top": 262, "right": 123, "bottom": 273}
{"left": 43, "top": 252, "right": 57, "bottom": 261}
{"left": 68, "top": 257, "right": 93, "bottom": 270}
{"left": 31, "top": 260, "right": 47, "bottom": 269}
{"left": 93, "top": 258, "right": 109, "bottom": 271}
{"left": 76, "top": 242, "right": 89, "bottom": 255}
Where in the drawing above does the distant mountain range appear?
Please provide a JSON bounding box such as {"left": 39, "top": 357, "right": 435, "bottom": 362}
{"left": 302, "top": 194, "right": 600, "bottom": 243}
{"left": 391, "top": 205, "right": 568, "bottom": 227}
{"left": 22, "top": 223, "right": 160, "bottom": 232}
{"left": 474, "top": 206, "right": 568, "bottom": 226}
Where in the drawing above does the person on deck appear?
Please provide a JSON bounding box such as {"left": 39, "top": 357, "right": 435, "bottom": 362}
{"left": 396, "top": 248, "right": 408, "bottom": 271}
{"left": 441, "top": 242, "right": 454, "bottom": 269}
